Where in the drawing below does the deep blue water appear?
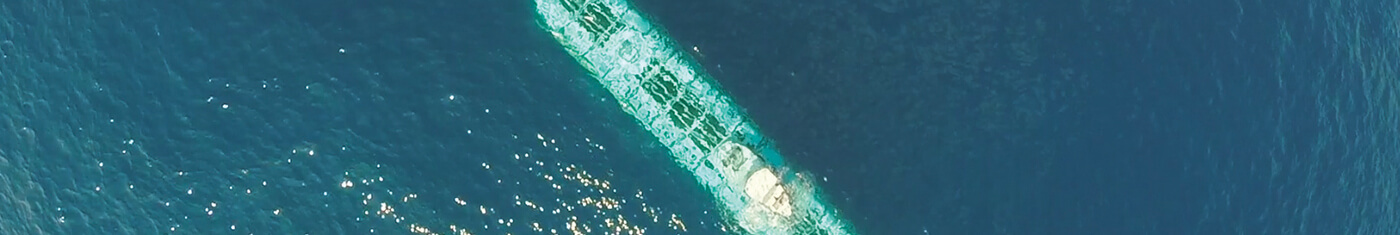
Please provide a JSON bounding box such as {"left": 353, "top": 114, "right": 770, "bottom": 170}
{"left": 1, "top": 0, "right": 1396, "bottom": 234}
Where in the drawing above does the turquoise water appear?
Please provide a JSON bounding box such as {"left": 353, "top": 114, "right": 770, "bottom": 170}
{"left": 639, "top": 0, "right": 1399, "bottom": 234}
{"left": 2, "top": 0, "right": 1398, "bottom": 234}
{"left": 1, "top": 0, "right": 724, "bottom": 234}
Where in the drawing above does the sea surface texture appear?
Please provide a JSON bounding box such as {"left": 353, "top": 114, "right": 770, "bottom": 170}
{"left": 1, "top": 0, "right": 1397, "bottom": 234}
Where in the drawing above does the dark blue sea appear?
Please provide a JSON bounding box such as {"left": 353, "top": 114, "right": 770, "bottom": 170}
{"left": 0, "top": 0, "right": 1395, "bottom": 234}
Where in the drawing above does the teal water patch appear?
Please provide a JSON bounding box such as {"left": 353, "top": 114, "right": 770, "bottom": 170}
{"left": 0, "top": 0, "right": 729, "bottom": 234}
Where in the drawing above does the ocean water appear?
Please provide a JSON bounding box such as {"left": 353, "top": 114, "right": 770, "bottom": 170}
{"left": 0, "top": 0, "right": 725, "bottom": 234}
{"left": 1, "top": 0, "right": 1397, "bottom": 235}
{"left": 623, "top": 0, "right": 1398, "bottom": 234}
